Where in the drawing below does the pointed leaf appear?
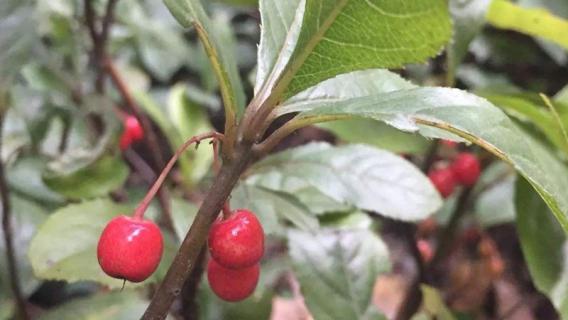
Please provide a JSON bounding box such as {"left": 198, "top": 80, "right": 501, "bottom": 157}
{"left": 288, "top": 87, "right": 568, "bottom": 232}
{"left": 288, "top": 229, "right": 389, "bottom": 320}
{"left": 164, "top": 0, "right": 245, "bottom": 120}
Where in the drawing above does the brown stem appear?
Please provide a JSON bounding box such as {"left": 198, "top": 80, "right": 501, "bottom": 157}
{"left": 394, "top": 223, "right": 424, "bottom": 320}
{"left": 141, "top": 142, "right": 253, "bottom": 320}
{"left": 103, "top": 56, "right": 177, "bottom": 228}
{"left": 133, "top": 132, "right": 223, "bottom": 219}
{"left": 0, "top": 112, "right": 30, "bottom": 320}
{"left": 180, "top": 247, "right": 207, "bottom": 320}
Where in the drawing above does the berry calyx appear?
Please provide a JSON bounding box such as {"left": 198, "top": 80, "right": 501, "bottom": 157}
{"left": 207, "top": 259, "right": 260, "bottom": 302}
{"left": 119, "top": 115, "right": 144, "bottom": 150}
{"left": 428, "top": 167, "right": 456, "bottom": 198}
{"left": 452, "top": 152, "right": 480, "bottom": 187}
{"left": 97, "top": 215, "right": 163, "bottom": 282}
{"left": 208, "top": 209, "right": 264, "bottom": 269}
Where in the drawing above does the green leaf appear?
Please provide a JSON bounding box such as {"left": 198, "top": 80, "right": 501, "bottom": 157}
{"left": 28, "top": 199, "right": 175, "bottom": 288}
{"left": 37, "top": 291, "right": 149, "bottom": 320}
{"left": 0, "top": 0, "right": 36, "bottom": 82}
{"left": 0, "top": 196, "right": 48, "bottom": 301}
{"left": 6, "top": 157, "right": 64, "bottom": 205}
{"left": 164, "top": 0, "right": 245, "bottom": 121}
{"left": 486, "top": 0, "right": 568, "bottom": 50}
{"left": 170, "top": 197, "right": 198, "bottom": 241}
{"left": 288, "top": 229, "right": 389, "bottom": 320}
{"left": 288, "top": 87, "right": 568, "bottom": 232}
{"left": 473, "top": 162, "right": 516, "bottom": 227}
{"left": 43, "top": 153, "right": 129, "bottom": 199}
{"left": 247, "top": 143, "right": 441, "bottom": 221}
{"left": 420, "top": 285, "right": 456, "bottom": 320}
{"left": 516, "top": 178, "right": 568, "bottom": 316}
{"left": 232, "top": 183, "right": 319, "bottom": 235}
{"left": 447, "top": 0, "right": 491, "bottom": 84}
{"left": 478, "top": 92, "right": 568, "bottom": 154}
{"left": 256, "top": 0, "right": 451, "bottom": 100}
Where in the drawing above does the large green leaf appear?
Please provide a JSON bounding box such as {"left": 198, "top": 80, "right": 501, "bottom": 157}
{"left": 6, "top": 157, "right": 64, "bottom": 205}
{"left": 232, "top": 183, "right": 319, "bottom": 235}
{"left": 247, "top": 143, "right": 441, "bottom": 221}
{"left": 37, "top": 291, "right": 150, "bottom": 320}
{"left": 284, "top": 86, "right": 568, "bottom": 231}
{"left": 516, "top": 178, "right": 568, "bottom": 316}
{"left": 486, "top": 0, "right": 568, "bottom": 50}
{"left": 255, "top": 0, "right": 451, "bottom": 100}
{"left": 164, "top": 0, "right": 245, "bottom": 120}
{"left": 473, "top": 162, "right": 516, "bottom": 227}
{"left": 288, "top": 229, "right": 389, "bottom": 320}
{"left": 28, "top": 199, "right": 175, "bottom": 288}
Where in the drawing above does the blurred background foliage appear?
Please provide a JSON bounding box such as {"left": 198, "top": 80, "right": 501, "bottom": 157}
{"left": 0, "top": 0, "right": 568, "bottom": 319}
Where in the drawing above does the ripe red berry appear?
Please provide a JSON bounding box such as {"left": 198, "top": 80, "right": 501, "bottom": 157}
{"left": 208, "top": 209, "right": 264, "bottom": 269}
{"left": 441, "top": 139, "right": 457, "bottom": 148}
{"left": 119, "top": 116, "right": 144, "bottom": 150}
{"left": 428, "top": 167, "right": 456, "bottom": 198}
{"left": 97, "top": 215, "right": 163, "bottom": 282}
{"left": 207, "top": 258, "right": 260, "bottom": 302}
{"left": 452, "top": 152, "right": 480, "bottom": 187}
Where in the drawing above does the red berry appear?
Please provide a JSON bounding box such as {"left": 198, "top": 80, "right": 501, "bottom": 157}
{"left": 441, "top": 139, "right": 457, "bottom": 148}
{"left": 428, "top": 168, "right": 456, "bottom": 198}
{"left": 452, "top": 152, "right": 480, "bottom": 187}
{"left": 208, "top": 209, "right": 264, "bottom": 269}
{"left": 416, "top": 239, "right": 433, "bottom": 264}
{"left": 119, "top": 116, "right": 144, "bottom": 150}
{"left": 207, "top": 258, "right": 260, "bottom": 302}
{"left": 97, "top": 215, "right": 163, "bottom": 282}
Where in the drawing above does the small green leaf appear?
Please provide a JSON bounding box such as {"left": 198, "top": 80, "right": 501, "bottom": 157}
{"left": 288, "top": 87, "right": 568, "bottom": 232}
{"left": 6, "top": 157, "right": 64, "bottom": 205}
{"left": 447, "top": 0, "right": 491, "bottom": 84}
{"left": 247, "top": 143, "right": 441, "bottom": 221}
{"left": 232, "top": 183, "right": 319, "bottom": 235}
{"left": 43, "top": 153, "right": 129, "bottom": 199}
{"left": 516, "top": 178, "right": 568, "bottom": 316}
{"left": 0, "top": 0, "right": 36, "bottom": 82}
{"left": 164, "top": 0, "right": 245, "bottom": 121}
{"left": 288, "top": 229, "right": 389, "bottom": 320}
{"left": 486, "top": 0, "right": 568, "bottom": 50}
{"left": 420, "top": 285, "right": 456, "bottom": 320}
{"left": 28, "top": 199, "right": 175, "bottom": 288}
{"left": 37, "top": 291, "right": 149, "bottom": 320}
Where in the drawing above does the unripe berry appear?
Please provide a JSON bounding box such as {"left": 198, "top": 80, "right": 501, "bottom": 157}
{"left": 97, "top": 215, "right": 163, "bottom": 282}
{"left": 207, "top": 259, "right": 260, "bottom": 302}
{"left": 452, "top": 152, "right": 480, "bottom": 187}
{"left": 208, "top": 209, "right": 264, "bottom": 269}
{"left": 119, "top": 116, "right": 144, "bottom": 150}
{"left": 428, "top": 167, "right": 456, "bottom": 198}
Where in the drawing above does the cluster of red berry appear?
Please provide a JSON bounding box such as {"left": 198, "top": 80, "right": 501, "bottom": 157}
{"left": 207, "top": 209, "right": 265, "bottom": 301}
{"left": 428, "top": 151, "right": 481, "bottom": 198}
{"left": 96, "top": 208, "right": 264, "bottom": 302}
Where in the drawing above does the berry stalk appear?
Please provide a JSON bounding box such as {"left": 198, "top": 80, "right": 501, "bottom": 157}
{"left": 132, "top": 132, "right": 224, "bottom": 219}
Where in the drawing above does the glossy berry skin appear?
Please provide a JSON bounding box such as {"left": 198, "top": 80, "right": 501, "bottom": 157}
{"left": 428, "top": 168, "right": 456, "bottom": 198}
{"left": 208, "top": 209, "right": 264, "bottom": 269}
{"left": 97, "top": 215, "right": 163, "bottom": 282}
{"left": 207, "top": 259, "right": 260, "bottom": 302}
{"left": 119, "top": 116, "right": 144, "bottom": 150}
